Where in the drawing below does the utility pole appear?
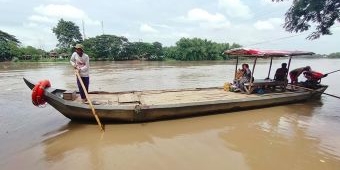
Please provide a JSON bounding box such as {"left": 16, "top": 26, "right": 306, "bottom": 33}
{"left": 101, "top": 21, "right": 104, "bottom": 35}
{"left": 82, "top": 20, "right": 86, "bottom": 40}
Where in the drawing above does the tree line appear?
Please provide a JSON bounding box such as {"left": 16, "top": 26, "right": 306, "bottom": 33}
{"left": 328, "top": 52, "right": 340, "bottom": 58}
{"left": 51, "top": 19, "right": 243, "bottom": 61}
{"left": 0, "top": 19, "right": 241, "bottom": 62}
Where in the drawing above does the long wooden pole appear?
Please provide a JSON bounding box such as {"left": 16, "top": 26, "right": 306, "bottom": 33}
{"left": 75, "top": 70, "right": 104, "bottom": 131}
{"left": 323, "top": 92, "right": 340, "bottom": 99}
{"left": 325, "top": 69, "right": 340, "bottom": 75}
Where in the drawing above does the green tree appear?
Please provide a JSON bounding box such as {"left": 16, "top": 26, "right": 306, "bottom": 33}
{"left": 328, "top": 52, "right": 340, "bottom": 58}
{"left": 52, "top": 19, "right": 82, "bottom": 49}
{"left": 0, "top": 30, "right": 20, "bottom": 43}
{"left": 9, "top": 42, "right": 22, "bottom": 59}
{"left": 83, "top": 34, "right": 129, "bottom": 60}
{"left": 118, "top": 42, "right": 138, "bottom": 60}
{"left": 0, "top": 30, "right": 21, "bottom": 61}
{"left": 230, "top": 43, "right": 241, "bottom": 49}
{"left": 274, "top": 0, "right": 340, "bottom": 39}
{"left": 169, "top": 37, "right": 233, "bottom": 61}
{"left": 131, "top": 41, "right": 164, "bottom": 61}
{"left": 18, "top": 46, "right": 46, "bottom": 60}
{"left": 0, "top": 41, "right": 12, "bottom": 61}
{"left": 163, "top": 46, "right": 180, "bottom": 60}
{"left": 150, "top": 41, "right": 164, "bottom": 60}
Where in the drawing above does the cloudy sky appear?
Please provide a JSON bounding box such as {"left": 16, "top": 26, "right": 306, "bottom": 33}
{"left": 0, "top": 0, "right": 339, "bottom": 54}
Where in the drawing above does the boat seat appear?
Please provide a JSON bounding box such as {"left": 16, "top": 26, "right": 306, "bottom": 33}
{"left": 243, "top": 79, "right": 287, "bottom": 94}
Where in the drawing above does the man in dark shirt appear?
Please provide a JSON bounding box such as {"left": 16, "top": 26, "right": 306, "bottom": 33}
{"left": 274, "top": 63, "right": 288, "bottom": 81}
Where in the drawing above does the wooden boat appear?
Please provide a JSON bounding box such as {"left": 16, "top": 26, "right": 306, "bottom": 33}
{"left": 23, "top": 49, "right": 328, "bottom": 123}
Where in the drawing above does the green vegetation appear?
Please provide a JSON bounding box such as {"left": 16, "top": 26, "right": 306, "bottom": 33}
{"left": 0, "top": 30, "right": 20, "bottom": 43}
{"left": 1, "top": 18, "right": 241, "bottom": 62}
{"left": 328, "top": 52, "right": 340, "bottom": 58}
{"left": 81, "top": 35, "right": 238, "bottom": 61}
{"left": 52, "top": 19, "right": 83, "bottom": 49}
{"left": 164, "top": 38, "right": 241, "bottom": 61}
{"left": 0, "top": 30, "right": 50, "bottom": 62}
{"left": 274, "top": 0, "right": 340, "bottom": 40}
{"left": 0, "top": 30, "right": 20, "bottom": 61}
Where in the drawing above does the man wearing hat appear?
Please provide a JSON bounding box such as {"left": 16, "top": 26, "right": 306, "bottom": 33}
{"left": 70, "top": 44, "right": 90, "bottom": 103}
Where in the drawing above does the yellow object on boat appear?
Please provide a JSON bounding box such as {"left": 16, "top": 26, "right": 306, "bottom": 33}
{"left": 224, "top": 82, "right": 231, "bottom": 91}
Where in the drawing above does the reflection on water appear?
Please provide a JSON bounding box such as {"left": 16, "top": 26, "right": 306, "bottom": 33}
{"left": 1, "top": 59, "right": 340, "bottom": 170}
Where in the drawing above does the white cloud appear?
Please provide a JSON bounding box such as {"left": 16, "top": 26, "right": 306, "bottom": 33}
{"left": 254, "top": 21, "right": 274, "bottom": 30}
{"left": 186, "top": 8, "right": 226, "bottom": 22}
{"left": 260, "top": 0, "right": 277, "bottom": 5}
{"left": 332, "top": 26, "right": 340, "bottom": 31}
{"left": 34, "top": 4, "right": 85, "bottom": 19}
{"left": 140, "top": 24, "right": 158, "bottom": 33}
{"left": 45, "top": 0, "right": 70, "bottom": 2}
{"left": 260, "top": 0, "right": 291, "bottom": 7}
{"left": 28, "top": 15, "right": 55, "bottom": 23}
{"left": 218, "top": 0, "right": 252, "bottom": 19}
{"left": 200, "top": 22, "right": 231, "bottom": 30}
{"left": 254, "top": 18, "right": 283, "bottom": 30}
{"left": 172, "top": 32, "right": 191, "bottom": 38}
{"left": 178, "top": 8, "right": 231, "bottom": 30}
{"left": 152, "top": 24, "right": 172, "bottom": 29}
{"left": 32, "top": 4, "right": 100, "bottom": 26}
{"left": 0, "top": 24, "right": 57, "bottom": 50}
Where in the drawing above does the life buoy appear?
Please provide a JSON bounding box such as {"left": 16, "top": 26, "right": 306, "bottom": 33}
{"left": 32, "top": 80, "right": 51, "bottom": 106}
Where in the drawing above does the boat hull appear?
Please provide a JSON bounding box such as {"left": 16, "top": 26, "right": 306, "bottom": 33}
{"left": 24, "top": 78, "right": 328, "bottom": 123}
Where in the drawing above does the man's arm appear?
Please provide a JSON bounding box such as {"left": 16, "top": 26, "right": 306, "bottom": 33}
{"left": 70, "top": 52, "right": 76, "bottom": 68}
{"left": 79, "top": 54, "right": 89, "bottom": 72}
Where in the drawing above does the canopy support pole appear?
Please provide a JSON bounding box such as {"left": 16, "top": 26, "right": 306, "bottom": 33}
{"left": 249, "top": 57, "right": 258, "bottom": 91}
{"left": 267, "top": 56, "right": 273, "bottom": 79}
{"left": 234, "top": 56, "right": 239, "bottom": 80}
{"left": 286, "top": 56, "right": 292, "bottom": 78}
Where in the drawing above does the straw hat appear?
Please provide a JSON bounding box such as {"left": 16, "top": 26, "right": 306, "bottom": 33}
{"left": 74, "top": 44, "right": 84, "bottom": 50}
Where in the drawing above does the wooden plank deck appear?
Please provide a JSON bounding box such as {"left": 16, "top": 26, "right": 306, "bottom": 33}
{"left": 73, "top": 88, "right": 268, "bottom": 106}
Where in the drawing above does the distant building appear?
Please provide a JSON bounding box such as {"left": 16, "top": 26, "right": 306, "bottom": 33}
{"left": 49, "top": 51, "right": 58, "bottom": 58}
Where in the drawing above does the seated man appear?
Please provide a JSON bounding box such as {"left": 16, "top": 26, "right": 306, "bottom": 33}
{"left": 274, "top": 63, "right": 288, "bottom": 81}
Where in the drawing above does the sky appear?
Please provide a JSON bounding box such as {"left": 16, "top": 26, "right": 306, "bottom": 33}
{"left": 0, "top": 0, "right": 339, "bottom": 54}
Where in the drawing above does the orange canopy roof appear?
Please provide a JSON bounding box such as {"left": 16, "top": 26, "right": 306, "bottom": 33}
{"left": 224, "top": 48, "right": 314, "bottom": 58}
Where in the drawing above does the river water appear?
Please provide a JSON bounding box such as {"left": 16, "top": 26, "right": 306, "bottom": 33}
{"left": 0, "top": 58, "right": 340, "bottom": 170}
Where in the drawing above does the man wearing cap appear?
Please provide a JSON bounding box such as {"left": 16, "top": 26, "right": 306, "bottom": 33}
{"left": 70, "top": 44, "right": 90, "bottom": 103}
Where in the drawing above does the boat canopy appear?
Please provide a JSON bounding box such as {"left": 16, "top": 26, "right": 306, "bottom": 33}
{"left": 224, "top": 48, "right": 314, "bottom": 58}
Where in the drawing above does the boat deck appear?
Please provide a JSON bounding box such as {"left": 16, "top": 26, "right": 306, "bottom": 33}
{"left": 72, "top": 87, "right": 304, "bottom": 106}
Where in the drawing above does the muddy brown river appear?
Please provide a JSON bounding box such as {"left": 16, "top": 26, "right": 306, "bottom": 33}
{"left": 1, "top": 59, "right": 340, "bottom": 170}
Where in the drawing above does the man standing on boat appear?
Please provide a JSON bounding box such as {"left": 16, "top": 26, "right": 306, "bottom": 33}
{"left": 70, "top": 44, "right": 90, "bottom": 103}
{"left": 289, "top": 66, "right": 311, "bottom": 84}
